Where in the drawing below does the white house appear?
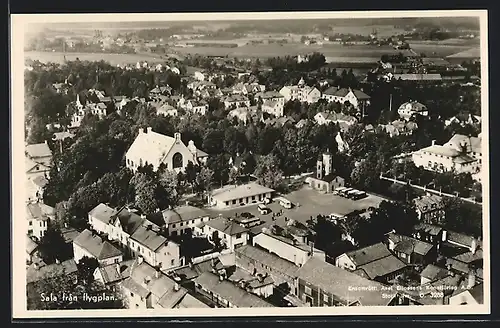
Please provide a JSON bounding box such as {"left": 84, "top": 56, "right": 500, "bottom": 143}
{"left": 314, "top": 112, "right": 357, "bottom": 131}
{"left": 194, "top": 71, "right": 206, "bottom": 81}
{"left": 279, "top": 78, "right": 321, "bottom": 104}
{"left": 196, "top": 216, "right": 250, "bottom": 252}
{"left": 154, "top": 205, "right": 212, "bottom": 237}
{"left": 261, "top": 99, "right": 285, "bottom": 117}
{"left": 125, "top": 128, "right": 208, "bottom": 173}
{"left": 255, "top": 91, "right": 285, "bottom": 106}
{"left": 208, "top": 183, "right": 275, "bottom": 209}
{"left": 224, "top": 94, "right": 251, "bottom": 109}
{"left": 412, "top": 134, "right": 482, "bottom": 177}
{"left": 185, "top": 100, "right": 209, "bottom": 115}
{"left": 252, "top": 230, "right": 312, "bottom": 267}
{"left": 322, "top": 87, "right": 371, "bottom": 109}
{"left": 26, "top": 202, "right": 54, "bottom": 241}
{"left": 397, "top": 101, "right": 428, "bottom": 121}
{"left": 156, "top": 103, "right": 178, "bottom": 117}
{"left": 73, "top": 229, "right": 123, "bottom": 266}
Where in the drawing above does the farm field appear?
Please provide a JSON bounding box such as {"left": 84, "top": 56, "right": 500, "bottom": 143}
{"left": 408, "top": 43, "right": 474, "bottom": 57}
{"left": 25, "top": 51, "right": 164, "bottom": 66}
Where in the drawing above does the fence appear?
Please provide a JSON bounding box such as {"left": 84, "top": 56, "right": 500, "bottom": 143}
{"left": 379, "top": 174, "right": 482, "bottom": 205}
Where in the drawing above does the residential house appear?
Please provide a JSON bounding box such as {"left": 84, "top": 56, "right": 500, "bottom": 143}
{"left": 224, "top": 94, "right": 251, "bottom": 109}
{"left": 386, "top": 233, "right": 436, "bottom": 266}
{"left": 263, "top": 116, "right": 296, "bottom": 128}
{"left": 420, "top": 264, "right": 451, "bottom": 285}
{"left": 255, "top": 91, "right": 285, "bottom": 107}
{"left": 26, "top": 236, "right": 39, "bottom": 265}
{"left": 26, "top": 141, "right": 52, "bottom": 168}
{"left": 73, "top": 229, "right": 123, "bottom": 266}
{"left": 295, "top": 257, "right": 397, "bottom": 306}
{"left": 185, "top": 99, "right": 209, "bottom": 115}
{"left": 126, "top": 128, "right": 208, "bottom": 172}
{"left": 262, "top": 99, "right": 285, "bottom": 117}
{"left": 313, "top": 111, "right": 357, "bottom": 132}
{"left": 129, "top": 221, "right": 183, "bottom": 270}
{"left": 194, "top": 71, "right": 206, "bottom": 81}
{"left": 305, "top": 151, "right": 345, "bottom": 194}
{"left": 279, "top": 78, "right": 321, "bottom": 104}
{"left": 235, "top": 244, "right": 300, "bottom": 287}
{"left": 26, "top": 201, "right": 54, "bottom": 240}
{"left": 335, "top": 242, "right": 407, "bottom": 283}
{"left": 196, "top": 216, "right": 250, "bottom": 252}
{"left": 156, "top": 103, "right": 178, "bottom": 117}
{"left": 199, "top": 88, "right": 223, "bottom": 99}
{"left": 149, "top": 85, "right": 172, "bottom": 96}
{"left": 120, "top": 257, "right": 208, "bottom": 309}
{"left": 412, "top": 223, "right": 445, "bottom": 246}
{"left": 252, "top": 228, "right": 316, "bottom": 267}
{"left": 51, "top": 82, "right": 70, "bottom": 95}
{"left": 379, "top": 120, "right": 418, "bottom": 138}
{"left": 208, "top": 182, "right": 275, "bottom": 209}
{"left": 446, "top": 231, "right": 482, "bottom": 256}
{"left": 397, "top": 101, "right": 428, "bottom": 121}
{"left": 322, "top": 87, "right": 371, "bottom": 109}
{"left": 193, "top": 271, "right": 275, "bottom": 308}
{"left": 88, "top": 203, "right": 118, "bottom": 236}
{"left": 412, "top": 134, "right": 482, "bottom": 177}
{"left": 413, "top": 195, "right": 446, "bottom": 225}
{"left": 26, "top": 170, "right": 49, "bottom": 202}
{"left": 232, "top": 83, "right": 266, "bottom": 96}
{"left": 26, "top": 259, "right": 78, "bottom": 288}
{"left": 151, "top": 205, "right": 212, "bottom": 237}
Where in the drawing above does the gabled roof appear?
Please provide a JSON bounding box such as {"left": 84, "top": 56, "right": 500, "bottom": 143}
{"left": 193, "top": 272, "right": 274, "bottom": 308}
{"left": 26, "top": 142, "right": 52, "bottom": 159}
{"left": 388, "top": 233, "right": 434, "bottom": 256}
{"left": 27, "top": 202, "right": 54, "bottom": 222}
{"left": 26, "top": 259, "right": 78, "bottom": 285}
{"left": 354, "top": 255, "right": 406, "bottom": 280}
{"left": 98, "top": 260, "right": 134, "bottom": 284}
{"left": 32, "top": 175, "right": 49, "bottom": 188}
{"left": 446, "top": 231, "right": 477, "bottom": 249}
{"left": 210, "top": 183, "right": 275, "bottom": 203}
{"left": 296, "top": 257, "right": 391, "bottom": 306}
{"left": 160, "top": 205, "right": 210, "bottom": 225}
{"left": 74, "top": 229, "right": 123, "bottom": 260}
{"left": 345, "top": 242, "right": 392, "bottom": 267}
{"left": 126, "top": 129, "right": 177, "bottom": 167}
{"left": 413, "top": 195, "right": 444, "bottom": 213}
{"left": 235, "top": 244, "right": 300, "bottom": 278}
{"left": 130, "top": 223, "right": 168, "bottom": 251}
{"left": 88, "top": 203, "right": 116, "bottom": 225}
{"left": 413, "top": 223, "right": 443, "bottom": 236}
{"left": 26, "top": 236, "right": 39, "bottom": 254}
{"left": 204, "top": 217, "right": 248, "bottom": 236}
{"left": 420, "top": 264, "right": 450, "bottom": 282}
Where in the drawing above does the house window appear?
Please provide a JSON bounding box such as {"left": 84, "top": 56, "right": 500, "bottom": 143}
{"left": 29, "top": 221, "right": 32, "bottom": 226}
{"left": 323, "top": 294, "right": 329, "bottom": 303}
{"left": 236, "top": 233, "right": 241, "bottom": 239}
{"left": 180, "top": 222, "right": 184, "bottom": 227}
{"left": 171, "top": 259, "right": 175, "bottom": 266}
{"left": 172, "top": 224, "right": 176, "bottom": 228}
{"left": 232, "top": 200, "right": 236, "bottom": 205}
{"left": 304, "top": 286, "right": 312, "bottom": 295}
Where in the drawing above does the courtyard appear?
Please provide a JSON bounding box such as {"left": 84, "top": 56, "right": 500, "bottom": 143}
{"left": 204, "top": 186, "right": 388, "bottom": 227}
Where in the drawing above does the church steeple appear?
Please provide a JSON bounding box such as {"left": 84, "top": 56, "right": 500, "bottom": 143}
{"left": 298, "top": 77, "right": 305, "bottom": 87}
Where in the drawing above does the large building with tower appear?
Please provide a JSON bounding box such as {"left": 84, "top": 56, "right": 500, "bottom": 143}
{"left": 305, "top": 151, "right": 345, "bottom": 193}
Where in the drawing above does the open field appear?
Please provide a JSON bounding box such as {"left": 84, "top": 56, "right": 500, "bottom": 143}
{"left": 408, "top": 43, "right": 475, "bottom": 57}
{"left": 25, "top": 51, "right": 164, "bottom": 66}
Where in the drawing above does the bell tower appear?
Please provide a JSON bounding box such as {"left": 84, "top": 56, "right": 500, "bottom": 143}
{"left": 316, "top": 157, "right": 324, "bottom": 180}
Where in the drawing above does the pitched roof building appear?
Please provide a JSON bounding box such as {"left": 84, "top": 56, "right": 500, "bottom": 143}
{"left": 125, "top": 128, "right": 208, "bottom": 173}
{"left": 73, "top": 229, "right": 123, "bottom": 265}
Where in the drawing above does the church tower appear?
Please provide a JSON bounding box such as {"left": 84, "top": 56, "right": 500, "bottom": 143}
{"left": 316, "top": 157, "right": 324, "bottom": 180}
{"left": 323, "top": 150, "right": 333, "bottom": 177}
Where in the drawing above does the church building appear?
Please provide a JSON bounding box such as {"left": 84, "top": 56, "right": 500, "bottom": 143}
{"left": 305, "top": 151, "right": 345, "bottom": 193}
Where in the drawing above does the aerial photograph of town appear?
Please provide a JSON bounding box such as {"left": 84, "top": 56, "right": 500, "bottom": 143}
{"left": 16, "top": 11, "right": 487, "bottom": 314}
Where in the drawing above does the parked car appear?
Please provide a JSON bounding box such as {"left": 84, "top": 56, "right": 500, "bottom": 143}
{"left": 258, "top": 204, "right": 271, "bottom": 215}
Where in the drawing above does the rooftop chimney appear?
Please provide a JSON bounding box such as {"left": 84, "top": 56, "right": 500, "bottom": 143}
{"left": 138, "top": 128, "right": 144, "bottom": 134}
{"left": 155, "top": 267, "right": 161, "bottom": 279}
{"left": 146, "top": 127, "right": 153, "bottom": 133}
{"left": 257, "top": 274, "right": 264, "bottom": 283}
{"left": 431, "top": 140, "right": 436, "bottom": 146}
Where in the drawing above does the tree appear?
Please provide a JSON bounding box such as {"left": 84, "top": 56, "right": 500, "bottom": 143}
{"left": 195, "top": 166, "right": 215, "bottom": 196}
{"left": 158, "top": 169, "right": 181, "bottom": 207}
{"left": 38, "top": 226, "right": 71, "bottom": 264}
{"left": 27, "top": 271, "right": 126, "bottom": 310}
{"left": 254, "top": 154, "right": 284, "bottom": 189}
{"left": 206, "top": 154, "right": 230, "bottom": 187}
{"left": 76, "top": 256, "right": 99, "bottom": 285}
{"left": 132, "top": 173, "right": 160, "bottom": 214}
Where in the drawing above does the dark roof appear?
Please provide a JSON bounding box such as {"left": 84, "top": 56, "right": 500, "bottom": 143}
{"left": 113, "top": 207, "right": 145, "bottom": 235}
{"left": 193, "top": 272, "right": 274, "bottom": 308}
{"left": 235, "top": 244, "right": 299, "bottom": 278}
{"left": 447, "top": 231, "right": 477, "bottom": 249}
{"left": 413, "top": 223, "right": 443, "bottom": 236}
{"left": 296, "top": 257, "right": 391, "bottom": 306}
{"left": 388, "top": 233, "right": 434, "bottom": 256}
{"left": 420, "top": 264, "right": 450, "bottom": 282}
{"left": 130, "top": 224, "right": 168, "bottom": 251}
{"left": 345, "top": 242, "right": 392, "bottom": 267}
{"left": 354, "top": 255, "right": 406, "bottom": 280}
{"left": 26, "top": 259, "right": 78, "bottom": 284}
{"left": 205, "top": 217, "right": 249, "bottom": 236}
{"left": 98, "top": 260, "right": 134, "bottom": 284}
{"left": 74, "top": 229, "right": 123, "bottom": 260}
{"left": 26, "top": 236, "right": 38, "bottom": 254}
{"left": 468, "top": 283, "right": 484, "bottom": 304}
